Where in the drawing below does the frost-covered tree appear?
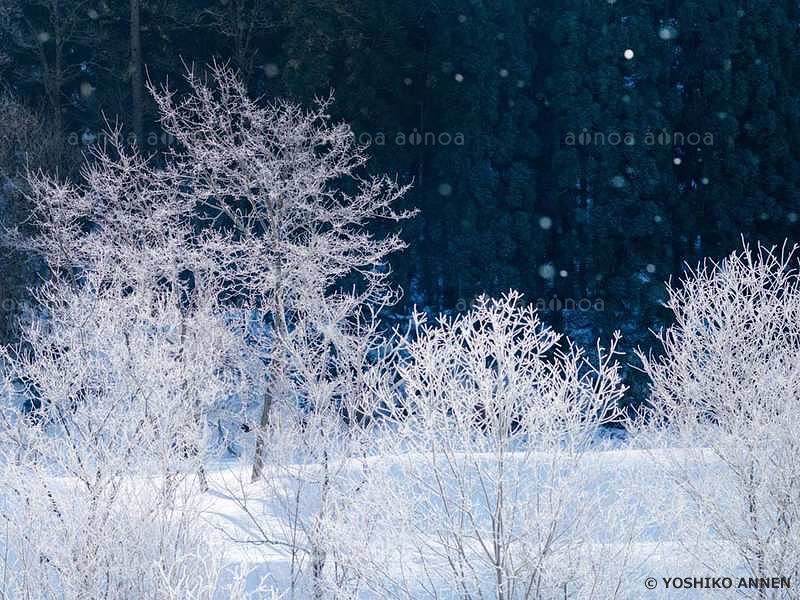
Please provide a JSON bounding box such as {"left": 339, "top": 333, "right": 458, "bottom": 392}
{"left": 353, "top": 291, "right": 627, "bottom": 599}
{"left": 0, "top": 60, "right": 416, "bottom": 597}
{"left": 637, "top": 242, "right": 800, "bottom": 590}
{"left": 0, "top": 269, "right": 250, "bottom": 598}
{"left": 13, "top": 127, "right": 226, "bottom": 486}
{"left": 149, "top": 62, "right": 415, "bottom": 479}
{"left": 13, "top": 61, "right": 414, "bottom": 484}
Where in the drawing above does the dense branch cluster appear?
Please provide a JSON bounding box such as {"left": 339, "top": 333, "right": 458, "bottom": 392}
{"left": 636, "top": 242, "right": 800, "bottom": 589}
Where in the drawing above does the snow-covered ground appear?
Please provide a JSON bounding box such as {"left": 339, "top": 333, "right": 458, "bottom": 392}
{"left": 170, "top": 445, "right": 751, "bottom": 599}
{"left": 0, "top": 410, "right": 791, "bottom": 600}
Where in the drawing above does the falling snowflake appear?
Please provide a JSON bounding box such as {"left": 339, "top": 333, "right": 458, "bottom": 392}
{"left": 658, "top": 26, "right": 677, "bottom": 40}
{"left": 538, "top": 264, "right": 555, "bottom": 279}
{"left": 610, "top": 175, "right": 627, "bottom": 189}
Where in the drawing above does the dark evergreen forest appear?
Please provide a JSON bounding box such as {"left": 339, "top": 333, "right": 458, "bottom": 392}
{"left": 2, "top": 0, "right": 799, "bottom": 402}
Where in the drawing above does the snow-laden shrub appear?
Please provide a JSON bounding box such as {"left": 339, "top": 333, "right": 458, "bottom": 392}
{"left": 348, "top": 291, "right": 630, "bottom": 599}
{"left": 219, "top": 404, "right": 380, "bottom": 600}
{"left": 3, "top": 270, "right": 238, "bottom": 472}
{"left": 220, "top": 294, "right": 404, "bottom": 599}
{"left": 636, "top": 242, "right": 800, "bottom": 589}
{"left": 0, "top": 462, "right": 251, "bottom": 600}
{"left": 0, "top": 271, "right": 258, "bottom": 598}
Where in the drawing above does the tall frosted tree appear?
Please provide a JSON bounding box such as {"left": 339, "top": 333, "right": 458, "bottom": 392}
{"left": 150, "top": 64, "right": 415, "bottom": 479}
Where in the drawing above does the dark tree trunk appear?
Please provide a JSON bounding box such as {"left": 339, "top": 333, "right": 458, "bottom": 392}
{"left": 129, "top": 0, "right": 144, "bottom": 145}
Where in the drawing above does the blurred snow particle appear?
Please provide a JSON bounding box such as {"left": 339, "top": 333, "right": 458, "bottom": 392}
{"left": 454, "top": 73, "right": 464, "bottom": 82}
{"left": 610, "top": 175, "right": 627, "bottom": 189}
{"left": 79, "top": 82, "right": 95, "bottom": 98}
{"left": 646, "top": 264, "right": 656, "bottom": 273}
{"left": 624, "top": 49, "right": 635, "bottom": 60}
{"left": 538, "top": 216, "right": 553, "bottom": 230}
{"left": 658, "top": 26, "right": 677, "bottom": 40}
{"left": 264, "top": 63, "right": 279, "bottom": 78}
{"left": 538, "top": 264, "right": 555, "bottom": 280}
{"left": 438, "top": 183, "right": 452, "bottom": 196}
